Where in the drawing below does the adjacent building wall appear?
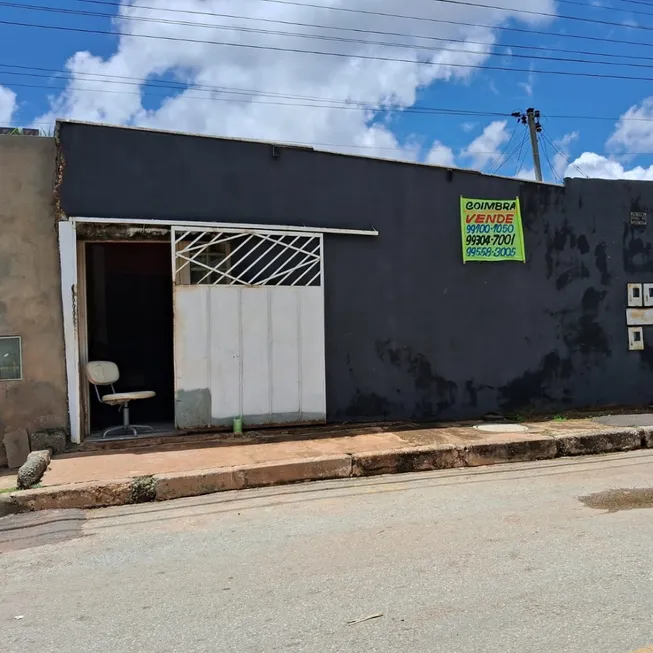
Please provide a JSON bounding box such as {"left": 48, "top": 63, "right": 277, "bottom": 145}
{"left": 56, "top": 122, "right": 653, "bottom": 423}
{"left": 0, "top": 136, "right": 68, "bottom": 464}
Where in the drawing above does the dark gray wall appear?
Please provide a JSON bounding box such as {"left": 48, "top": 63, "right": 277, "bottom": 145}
{"left": 57, "top": 121, "right": 653, "bottom": 422}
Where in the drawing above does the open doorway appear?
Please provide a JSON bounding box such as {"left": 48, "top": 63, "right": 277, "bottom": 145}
{"left": 84, "top": 242, "right": 174, "bottom": 436}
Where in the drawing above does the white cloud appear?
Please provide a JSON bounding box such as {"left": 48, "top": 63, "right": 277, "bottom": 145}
{"left": 30, "top": 0, "right": 557, "bottom": 160}
{"left": 488, "top": 78, "right": 500, "bottom": 96}
{"left": 515, "top": 166, "right": 536, "bottom": 180}
{"left": 426, "top": 140, "right": 456, "bottom": 167}
{"left": 0, "top": 85, "right": 17, "bottom": 125}
{"left": 561, "top": 98, "right": 653, "bottom": 180}
{"left": 461, "top": 121, "right": 477, "bottom": 133}
{"left": 551, "top": 130, "right": 578, "bottom": 180}
{"left": 461, "top": 120, "right": 510, "bottom": 169}
{"left": 518, "top": 68, "right": 535, "bottom": 98}
{"left": 606, "top": 97, "right": 653, "bottom": 155}
{"left": 564, "top": 152, "right": 653, "bottom": 180}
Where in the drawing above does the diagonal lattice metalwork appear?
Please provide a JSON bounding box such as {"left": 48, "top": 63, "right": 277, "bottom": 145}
{"left": 173, "top": 228, "right": 322, "bottom": 287}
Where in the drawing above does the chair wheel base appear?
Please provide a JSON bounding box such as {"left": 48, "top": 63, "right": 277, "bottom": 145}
{"left": 102, "top": 424, "right": 155, "bottom": 439}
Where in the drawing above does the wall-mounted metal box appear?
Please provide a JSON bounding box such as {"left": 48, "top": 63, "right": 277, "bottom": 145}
{"left": 643, "top": 284, "right": 653, "bottom": 307}
{"left": 628, "top": 283, "right": 643, "bottom": 307}
{"left": 629, "top": 327, "right": 644, "bottom": 351}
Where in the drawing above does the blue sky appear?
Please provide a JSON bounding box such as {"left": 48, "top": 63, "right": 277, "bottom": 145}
{"left": 1, "top": 0, "right": 653, "bottom": 180}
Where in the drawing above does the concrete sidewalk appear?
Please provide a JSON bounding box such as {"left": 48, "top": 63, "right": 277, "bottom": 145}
{"left": 3, "top": 416, "right": 652, "bottom": 512}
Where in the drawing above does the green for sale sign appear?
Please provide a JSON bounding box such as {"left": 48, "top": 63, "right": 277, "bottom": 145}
{"left": 460, "top": 197, "right": 526, "bottom": 263}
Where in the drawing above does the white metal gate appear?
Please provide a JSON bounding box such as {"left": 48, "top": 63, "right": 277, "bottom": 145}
{"left": 172, "top": 226, "right": 326, "bottom": 429}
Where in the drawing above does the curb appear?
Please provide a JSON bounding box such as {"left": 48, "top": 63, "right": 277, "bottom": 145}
{"left": 6, "top": 427, "right": 653, "bottom": 512}
{"left": 553, "top": 428, "right": 642, "bottom": 456}
{"left": 0, "top": 495, "right": 20, "bottom": 518}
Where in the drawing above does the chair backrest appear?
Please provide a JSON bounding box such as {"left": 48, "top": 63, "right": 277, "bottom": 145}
{"left": 86, "top": 361, "right": 119, "bottom": 386}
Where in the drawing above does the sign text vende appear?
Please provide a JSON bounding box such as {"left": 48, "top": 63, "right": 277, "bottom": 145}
{"left": 465, "top": 213, "right": 515, "bottom": 224}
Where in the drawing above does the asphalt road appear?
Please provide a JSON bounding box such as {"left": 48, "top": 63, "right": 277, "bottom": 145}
{"left": 2, "top": 451, "right": 653, "bottom": 653}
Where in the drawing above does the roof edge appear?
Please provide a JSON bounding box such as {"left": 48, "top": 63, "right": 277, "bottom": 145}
{"left": 55, "top": 119, "right": 564, "bottom": 187}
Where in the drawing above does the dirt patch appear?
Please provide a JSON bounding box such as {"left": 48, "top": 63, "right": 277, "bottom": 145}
{"left": 579, "top": 488, "right": 653, "bottom": 513}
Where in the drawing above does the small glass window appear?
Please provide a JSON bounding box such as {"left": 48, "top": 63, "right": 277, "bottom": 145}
{"left": 0, "top": 336, "right": 22, "bottom": 381}
{"left": 176, "top": 241, "right": 232, "bottom": 285}
{"left": 189, "top": 247, "right": 230, "bottom": 285}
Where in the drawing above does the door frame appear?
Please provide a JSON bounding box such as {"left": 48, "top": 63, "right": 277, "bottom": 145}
{"left": 76, "top": 239, "right": 90, "bottom": 437}
{"left": 59, "top": 217, "right": 378, "bottom": 443}
{"left": 76, "top": 239, "right": 174, "bottom": 440}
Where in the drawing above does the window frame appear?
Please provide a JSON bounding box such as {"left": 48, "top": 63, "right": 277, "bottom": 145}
{"left": 0, "top": 335, "right": 23, "bottom": 381}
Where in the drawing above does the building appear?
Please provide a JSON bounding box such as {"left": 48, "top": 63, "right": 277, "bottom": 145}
{"left": 0, "top": 134, "right": 68, "bottom": 466}
{"left": 52, "top": 119, "right": 653, "bottom": 446}
{"left": 2, "top": 119, "right": 653, "bottom": 463}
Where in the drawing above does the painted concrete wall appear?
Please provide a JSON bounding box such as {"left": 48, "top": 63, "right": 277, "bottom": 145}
{"left": 0, "top": 136, "right": 68, "bottom": 464}
{"left": 57, "top": 122, "right": 653, "bottom": 422}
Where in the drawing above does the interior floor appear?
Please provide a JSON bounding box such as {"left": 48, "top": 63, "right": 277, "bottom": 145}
{"left": 87, "top": 422, "right": 176, "bottom": 442}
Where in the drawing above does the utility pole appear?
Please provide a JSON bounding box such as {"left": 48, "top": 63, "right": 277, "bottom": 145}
{"left": 525, "top": 108, "right": 543, "bottom": 182}
{"left": 510, "top": 109, "right": 544, "bottom": 181}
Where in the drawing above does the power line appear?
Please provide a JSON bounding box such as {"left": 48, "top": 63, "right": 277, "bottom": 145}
{"left": 617, "top": 0, "right": 653, "bottom": 7}
{"left": 541, "top": 131, "right": 589, "bottom": 178}
{"left": 488, "top": 121, "right": 518, "bottom": 174}
{"left": 5, "top": 0, "right": 653, "bottom": 68}
{"left": 65, "top": 0, "right": 653, "bottom": 62}
{"left": 422, "top": 0, "right": 653, "bottom": 27}
{"left": 0, "top": 76, "right": 516, "bottom": 118}
{"left": 8, "top": 114, "right": 653, "bottom": 161}
{"left": 539, "top": 134, "right": 562, "bottom": 183}
{"left": 544, "top": 0, "right": 653, "bottom": 16}
{"left": 6, "top": 62, "right": 653, "bottom": 125}
{"left": 0, "top": 114, "right": 563, "bottom": 160}
{"left": 514, "top": 136, "right": 530, "bottom": 178}
{"left": 8, "top": 2, "right": 653, "bottom": 72}
{"left": 196, "top": 0, "right": 653, "bottom": 34}
{"left": 8, "top": 17, "right": 653, "bottom": 86}
{"left": 491, "top": 135, "right": 524, "bottom": 175}
{"left": 542, "top": 113, "right": 643, "bottom": 122}
{"left": 0, "top": 63, "right": 488, "bottom": 110}
{"left": 76, "top": 0, "right": 653, "bottom": 34}
{"left": 64, "top": 0, "right": 653, "bottom": 51}
{"left": 493, "top": 130, "right": 528, "bottom": 175}
{"left": 355, "top": 0, "right": 653, "bottom": 27}
{"left": 4, "top": 112, "right": 653, "bottom": 164}
{"left": 0, "top": 63, "right": 520, "bottom": 118}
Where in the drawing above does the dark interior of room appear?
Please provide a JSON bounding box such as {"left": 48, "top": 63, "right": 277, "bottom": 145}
{"left": 85, "top": 242, "right": 175, "bottom": 431}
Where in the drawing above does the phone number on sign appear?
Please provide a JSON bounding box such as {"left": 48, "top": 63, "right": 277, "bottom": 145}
{"left": 466, "top": 224, "right": 515, "bottom": 234}
{"left": 465, "top": 234, "right": 516, "bottom": 246}
{"left": 466, "top": 246, "right": 517, "bottom": 258}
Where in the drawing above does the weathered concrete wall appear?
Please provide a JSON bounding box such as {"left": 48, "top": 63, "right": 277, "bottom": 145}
{"left": 0, "top": 136, "right": 68, "bottom": 465}
{"left": 56, "top": 122, "right": 653, "bottom": 423}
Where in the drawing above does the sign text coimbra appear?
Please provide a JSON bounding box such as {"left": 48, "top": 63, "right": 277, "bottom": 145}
{"left": 460, "top": 197, "right": 526, "bottom": 263}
